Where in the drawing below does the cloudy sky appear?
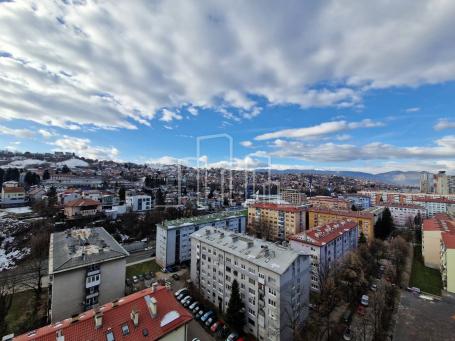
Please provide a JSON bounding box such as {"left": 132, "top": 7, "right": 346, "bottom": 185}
{"left": 0, "top": 0, "right": 454, "bottom": 173}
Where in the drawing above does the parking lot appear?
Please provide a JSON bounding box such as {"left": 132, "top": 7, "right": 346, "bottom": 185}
{"left": 394, "top": 291, "right": 455, "bottom": 341}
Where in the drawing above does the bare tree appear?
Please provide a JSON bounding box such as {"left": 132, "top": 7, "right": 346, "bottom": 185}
{"left": 0, "top": 275, "right": 17, "bottom": 336}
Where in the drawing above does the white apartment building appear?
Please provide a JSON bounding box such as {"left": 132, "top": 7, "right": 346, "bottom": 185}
{"left": 126, "top": 193, "right": 152, "bottom": 212}
{"left": 1, "top": 181, "right": 26, "bottom": 206}
{"left": 289, "top": 220, "right": 358, "bottom": 291}
{"left": 414, "top": 197, "right": 455, "bottom": 217}
{"left": 434, "top": 171, "right": 455, "bottom": 195}
{"left": 386, "top": 203, "right": 427, "bottom": 227}
{"left": 156, "top": 210, "right": 246, "bottom": 268}
{"left": 190, "top": 227, "right": 310, "bottom": 341}
{"left": 48, "top": 227, "right": 129, "bottom": 322}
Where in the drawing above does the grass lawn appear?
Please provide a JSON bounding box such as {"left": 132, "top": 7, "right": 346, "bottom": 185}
{"left": 410, "top": 245, "right": 442, "bottom": 295}
{"left": 6, "top": 289, "right": 47, "bottom": 335}
{"left": 126, "top": 259, "right": 161, "bottom": 278}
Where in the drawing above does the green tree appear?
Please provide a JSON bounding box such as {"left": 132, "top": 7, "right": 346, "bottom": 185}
{"left": 61, "top": 164, "right": 71, "bottom": 174}
{"left": 225, "top": 279, "right": 245, "bottom": 332}
{"left": 118, "top": 187, "right": 126, "bottom": 201}
{"left": 42, "top": 169, "right": 50, "bottom": 180}
{"left": 358, "top": 231, "right": 367, "bottom": 245}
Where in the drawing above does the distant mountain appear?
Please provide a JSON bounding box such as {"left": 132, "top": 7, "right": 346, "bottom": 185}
{"left": 265, "top": 169, "right": 422, "bottom": 186}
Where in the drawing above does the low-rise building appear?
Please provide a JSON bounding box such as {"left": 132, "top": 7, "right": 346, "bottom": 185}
{"left": 289, "top": 220, "right": 358, "bottom": 291}
{"left": 422, "top": 214, "right": 455, "bottom": 269}
{"left": 309, "top": 196, "right": 352, "bottom": 210}
{"left": 281, "top": 189, "right": 307, "bottom": 206}
{"left": 308, "top": 208, "right": 375, "bottom": 242}
{"left": 156, "top": 210, "right": 246, "bottom": 268}
{"left": 48, "top": 227, "right": 129, "bottom": 322}
{"left": 414, "top": 197, "right": 455, "bottom": 217}
{"left": 247, "top": 203, "right": 306, "bottom": 240}
{"left": 344, "top": 194, "right": 371, "bottom": 210}
{"left": 190, "top": 227, "right": 310, "bottom": 341}
{"left": 64, "top": 198, "right": 102, "bottom": 219}
{"left": 126, "top": 193, "right": 152, "bottom": 212}
{"left": 386, "top": 203, "right": 426, "bottom": 227}
{"left": 1, "top": 181, "right": 26, "bottom": 206}
{"left": 14, "top": 286, "right": 192, "bottom": 341}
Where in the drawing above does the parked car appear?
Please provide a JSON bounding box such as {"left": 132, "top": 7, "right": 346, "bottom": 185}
{"left": 196, "top": 308, "right": 205, "bottom": 320}
{"left": 161, "top": 267, "right": 167, "bottom": 273}
{"left": 200, "top": 310, "right": 214, "bottom": 322}
{"left": 176, "top": 292, "right": 187, "bottom": 301}
{"left": 183, "top": 297, "right": 194, "bottom": 308}
{"left": 132, "top": 276, "right": 139, "bottom": 284}
{"left": 149, "top": 271, "right": 155, "bottom": 278}
{"left": 226, "top": 332, "right": 239, "bottom": 341}
{"left": 166, "top": 265, "right": 177, "bottom": 273}
{"left": 361, "top": 294, "right": 369, "bottom": 306}
{"left": 210, "top": 320, "right": 224, "bottom": 334}
{"left": 205, "top": 316, "right": 216, "bottom": 328}
{"left": 189, "top": 301, "right": 199, "bottom": 310}
{"left": 192, "top": 304, "right": 202, "bottom": 315}
{"left": 126, "top": 278, "right": 132, "bottom": 286}
{"left": 357, "top": 305, "right": 366, "bottom": 316}
{"left": 172, "top": 273, "right": 180, "bottom": 280}
{"left": 138, "top": 274, "right": 144, "bottom": 281}
{"left": 370, "top": 283, "right": 378, "bottom": 291}
{"left": 342, "top": 309, "right": 353, "bottom": 324}
{"left": 220, "top": 325, "right": 230, "bottom": 338}
{"left": 174, "top": 288, "right": 188, "bottom": 297}
{"left": 343, "top": 327, "right": 353, "bottom": 341}
{"left": 180, "top": 295, "right": 191, "bottom": 304}
{"left": 144, "top": 273, "right": 152, "bottom": 281}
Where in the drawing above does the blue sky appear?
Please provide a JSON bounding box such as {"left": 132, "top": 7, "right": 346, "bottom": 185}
{"left": 0, "top": 1, "right": 454, "bottom": 173}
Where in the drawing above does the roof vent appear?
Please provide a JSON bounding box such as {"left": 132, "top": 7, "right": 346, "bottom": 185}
{"left": 94, "top": 311, "right": 103, "bottom": 329}
{"left": 144, "top": 295, "right": 158, "bottom": 318}
{"left": 131, "top": 309, "right": 140, "bottom": 327}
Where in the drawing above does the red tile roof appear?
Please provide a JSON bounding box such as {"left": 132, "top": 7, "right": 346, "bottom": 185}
{"left": 413, "top": 197, "right": 455, "bottom": 204}
{"left": 289, "top": 220, "right": 358, "bottom": 246}
{"left": 422, "top": 214, "right": 455, "bottom": 232}
{"left": 250, "top": 202, "right": 306, "bottom": 212}
{"left": 386, "top": 203, "right": 424, "bottom": 210}
{"left": 309, "top": 207, "right": 374, "bottom": 219}
{"left": 14, "top": 287, "right": 192, "bottom": 341}
{"left": 64, "top": 198, "right": 101, "bottom": 207}
{"left": 442, "top": 233, "right": 455, "bottom": 249}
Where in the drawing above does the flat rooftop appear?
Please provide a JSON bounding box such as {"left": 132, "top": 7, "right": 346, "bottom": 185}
{"left": 50, "top": 227, "right": 129, "bottom": 273}
{"left": 160, "top": 210, "right": 246, "bottom": 230}
{"left": 191, "top": 226, "right": 308, "bottom": 275}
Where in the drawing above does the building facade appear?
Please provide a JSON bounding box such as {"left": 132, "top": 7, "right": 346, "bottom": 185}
{"left": 13, "top": 286, "right": 192, "bottom": 341}
{"left": 126, "top": 194, "right": 152, "bottom": 212}
{"left": 48, "top": 227, "right": 129, "bottom": 322}
{"left": 441, "top": 233, "right": 455, "bottom": 294}
{"left": 422, "top": 214, "right": 455, "bottom": 269}
{"left": 308, "top": 196, "right": 352, "bottom": 210}
{"left": 280, "top": 189, "right": 307, "bottom": 206}
{"left": 434, "top": 171, "right": 455, "bottom": 195}
{"left": 289, "top": 220, "right": 358, "bottom": 291}
{"left": 386, "top": 203, "right": 426, "bottom": 227}
{"left": 344, "top": 194, "right": 371, "bottom": 210}
{"left": 64, "top": 198, "right": 102, "bottom": 219}
{"left": 413, "top": 197, "right": 455, "bottom": 217}
{"left": 190, "top": 227, "right": 310, "bottom": 341}
{"left": 247, "top": 203, "right": 306, "bottom": 241}
{"left": 1, "top": 180, "right": 26, "bottom": 206}
{"left": 308, "top": 208, "right": 375, "bottom": 242}
{"left": 156, "top": 210, "right": 246, "bottom": 267}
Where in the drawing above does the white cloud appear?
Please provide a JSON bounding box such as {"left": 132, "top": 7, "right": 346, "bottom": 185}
{"left": 0, "top": 125, "right": 34, "bottom": 138}
{"left": 146, "top": 156, "right": 185, "bottom": 165}
{"left": 335, "top": 134, "right": 351, "bottom": 141}
{"left": 434, "top": 118, "right": 455, "bottom": 131}
{"left": 1, "top": 1, "right": 455, "bottom": 130}
{"left": 255, "top": 119, "right": 383, "bottom": 140}
{"left": 268, "top": 135, "right": 455, "bottom": 162}
{"left": 240, "top": 140, "right": 253, "bottom": 147}
{"left": 405, "top": 107, "right": 420, "bottom": 112}
{"left": 38, "top": 129, "right": 54, "bottom": 138}
{"left": 187, "top": 107, "right": 199, "bottom": 116}
{"left": 160, "top": 109, "right": 183, "bottom": 122}
{"left": 52, "top": 136, "right": 119, "bottom": 160}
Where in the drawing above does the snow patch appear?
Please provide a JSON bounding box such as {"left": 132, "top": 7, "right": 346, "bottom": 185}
{"left": 56, "top": 158, "right": 89, "bottom": 168}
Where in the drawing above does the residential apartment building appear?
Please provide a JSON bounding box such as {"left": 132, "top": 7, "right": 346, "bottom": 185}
{"left": 420, "top": 172, "right": 434, "bottom": 194}
{"left": 289, "top": 220, "right": 358, "bottom": 291}
{"left": 48, "top": 227, "right": 129, "bottom": 322}
{"left": 126, "top": 193, "right": 152, "bottom": 212}
{"left": 156, "top": 210, "right": 246, "bottom": 268}
{"left": 358, "top": 190, "right": 455, "bottom": 207}
{"left": 441, "top": 233, "right": 455, "bottom": 293}
{"left": 422, "top": 214, "right": 455, "bottom": 269}
{"left": 414, "top": 197, "right": 455, "bottom": 217}
{"left": 190, "top": 227, "right": 310, "bottom": 341}
{"left": 280, "top": 189, "right": 307, "bottom": 206}
{"left": 0, "top": 180, "right": 26, "bottom": 206}
{"left": 386, "top": 203, "right": 426, "bottom": 227}
{"left": 64, "top": 198, "right": 102, "bottom": 219}
{"left": 13, "top": 286, "right": 192, "bottom": 341}
{"left": 434, "top": 171, "right": 455, "bottom": 195}
{"left": 308, "top": 208, "right": 375, "bottom": 242}
{"left": 344, "top": 194, "right": 371, "bottom": 210}
{"left": 247, "top": 203, "right": 306, "bottom": 241}
{"left": 309, "top": 196, "right": 352, "bottom": 210}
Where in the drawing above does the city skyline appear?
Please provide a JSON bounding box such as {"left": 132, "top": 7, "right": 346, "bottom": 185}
{"left": 0, "top": 1, "right": 454, "bottom": 174}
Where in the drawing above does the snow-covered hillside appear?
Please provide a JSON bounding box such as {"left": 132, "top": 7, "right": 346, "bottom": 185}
{"left": 4, "top": 159, "right": 46, "bottom": 168}
{"left": 56, "top": 158, "right": 89, "bottom": 168}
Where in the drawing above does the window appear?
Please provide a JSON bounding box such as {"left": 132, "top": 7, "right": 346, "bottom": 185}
{"left": 248, "top": 318, "right": 255, "bottom": 326}
{"left": 106, "top": 330, "right": 115, "bottom": 341}
{"left": 249, "top": 278, "right": 255, "bottom": 285}
{"left": 121, "top": 324, "right": 129, "bottom": 336}
{"left": 268, "top": 288, "right": 276, "bottom": 296}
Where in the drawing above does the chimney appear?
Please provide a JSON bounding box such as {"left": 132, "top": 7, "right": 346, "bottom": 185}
{"left": 145, "top": 295, "right": 158, "bottom": 318}
{"left": 151, "top": 282, "right": 158, "bottom": 293}
{"left": 130, "top": 309, "right": 139, "bottom": 327}
{"left": 94, "top": 312, "right": 103, "bottom": 329}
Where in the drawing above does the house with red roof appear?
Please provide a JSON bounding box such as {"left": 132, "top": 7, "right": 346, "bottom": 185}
{"left": 289, "top": 220, "right": 358, "bottom": 291}
{"left": 9, "top": 286, "right": 192, "bottom": 341}
{"left": 64, "top": 198, "right": 102, "bottom": 219}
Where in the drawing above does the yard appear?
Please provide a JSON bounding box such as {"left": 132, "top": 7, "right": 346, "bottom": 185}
{"left": 6, "top": 289, "right": 47, "bottom": 335}
{"left": 410, "top": 245, "right": 442, "bottom": 295}
{"left": 126, "top": 259, "right": 161, "bottom": 278}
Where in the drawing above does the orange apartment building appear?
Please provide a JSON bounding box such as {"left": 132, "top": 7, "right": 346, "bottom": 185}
{"left": 308, "top": 207, "right": 376, "bottom": 242}
{"left": 308, "top": 196, "right": 352, "bottom": 210}
{"left": 247, "top": 202, "right": 306, "bottom": 240}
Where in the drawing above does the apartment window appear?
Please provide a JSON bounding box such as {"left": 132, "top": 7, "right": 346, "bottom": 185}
{"left": 248, "top": 318, "right": 256, "bottom": 326}
{"left": 226, "top": 266, "right": 231, "bottom": 273}
{"left": 106, "top": 330, "right": 115, "bottom": 341}
{"left": 241, "top": 264, "right": 246, "bottom": 269}
{"left": 268, "top": 288, "right": 276, "bottom": 296}
{"left": 248, "top": 307, "right": 256, "bottom": 316}
{"left": 249, "top": 278, "right": 255, "bottom": 285}
{"left": 121, "top": 324, "right": 129, "bottom": 336}
{"left": 249, "top": 287, "right": 255, "bottom": 295}
{"left": 268, "top": 298, "right": 276, "bottom": 307}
